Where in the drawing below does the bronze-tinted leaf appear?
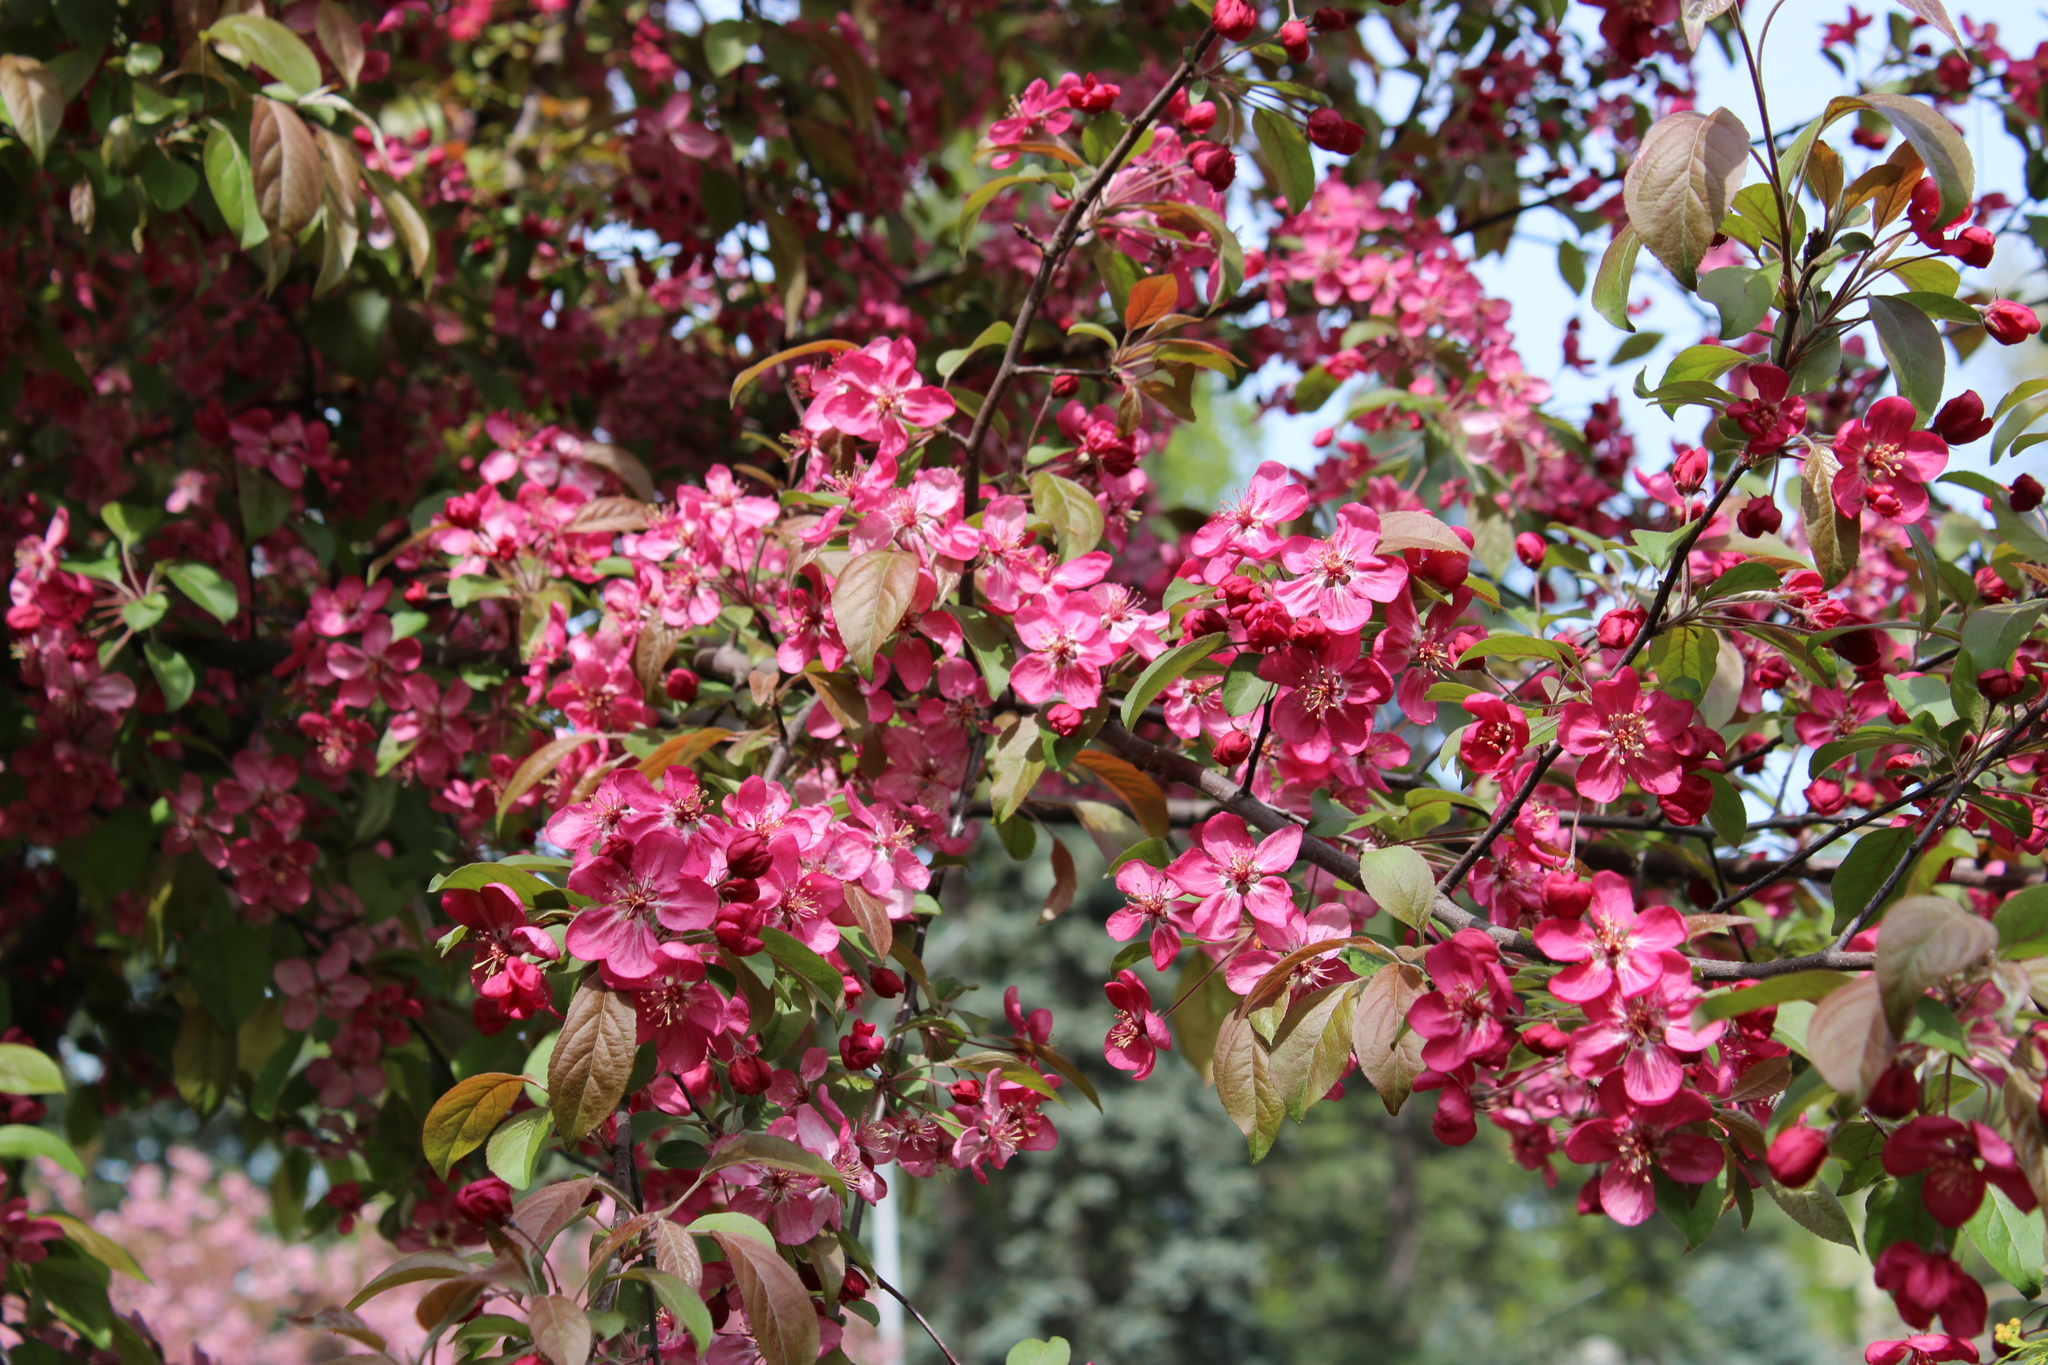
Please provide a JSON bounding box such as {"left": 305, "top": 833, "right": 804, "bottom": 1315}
{"left": 1623, "top": 107, "right": 1750, "bottom": 290}
{"left": 711, "top": 1230, "right": 820, "bottom": 1365}
{"left": 250, "top": 97, "right": 323, "bottom": 238}
{"left": 1876, "top": 895, "right": 1998, "bottom": 1033}
{"left": 0, "top": 55, "right": 63, "bottom": 166}
{"left": 831, "top": 548, "right": 919, "bottom": 677}
{"left": 1351, "top": 963, "right": 1426, "bottom": 1115}
{"left": 421, "top": 1072, "right": 526, "bottom": 1178}
{"left": 1804, "top": 975, "right": 1894, "bottom": 1103}
{"left": 528, "top": 1294, "right": 592, "bottom": 1365}
{"left": 548, "top": 978, "right": 637, "bottom": 1141}
{"left": 314, "top": 0, "right": 365, "bottom": 88}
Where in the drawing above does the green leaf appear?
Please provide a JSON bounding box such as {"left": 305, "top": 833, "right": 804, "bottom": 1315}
{"left": 1895, "top": 289, "right": 1981, "bottom": 325}
{"left": 422, "top": 1072, "right": 527, "bottom": 1178}
{"left": 1028, "top": 470, "right": 1104, "bottom": 562}
{"left": 937, "top": 321, "right": 1012, "bottom": 381}
{"left": 143, "top": 641, "right": 195, "bottom": 710}
{"left": 1693, "top": 970, "right": 1851, "bottom": 1024}
{"left": 1700, "top": 559, "right": 1783, "bottom": 603}
{"left": 1610, "top": 330, "right": 1663, "bottom": 365}
{"left": 0, "top": 1124, "right": 84, "bottom": 1176}
{"left": 141, "top": 153, "right": 200, "bottom": 211}
{"left": 187, "top": 924, "right": 271, "bottom": 1030}
{"left": 1557, "top": 239, "right": 1587, "bottom": 294}
{"left": 1007, "top": 1339, "right": 1072, "bottom": 1365}
{"left": 1649, "top": 624, "right": 1718, "bottom": 702}
{"left": 702, "top": 18, "right": 759, "bottom": 76}
{"left": 1251, "top": 107, "right": 1315, "bottom": 213}
{"left": 1857, "top": 92, "right": 1975, "bottom": 223}
{"left": 1866, "top": 1175, "right": 1943, "bottom": 1259}
{"left": 1759, "top": 1165, "right": 1859, "bottom": 1249}
{"left": 1995, "top": 885, "right": 2048, "bottom": 954}
{"left": 1831, "top": 827, "right": 1917, "bottom": 931}
{"left": 206, "top": 14, "right": 323, "bottom": 97}
{"left": 1964, "top": 601, "right": 2048, "bottom": 671}
{"left": 1699, "top": 265, "right": 1776, "bottom": 340}
{"left": 1455, "top": 635, "right": 1570, "bottom": 667}
{"left": 1964, "top": 1181, "right": 2043, "bottom": 1297}
{"left": 1866, "top": 295, "right": 1945, "bottom": 420}
{"left": 759, "top": 927, "right": 845, "bottom": 1012}
{"left": 1592, "top": 225, "right": 1642, "bottom": 332}
{"left": 957, "top": 173, "right": 1042, "bottom": 246}
{"left": 1661, "top": 343, "right": 1750, "bottom": 387}
{"left": 204, "top": 124, "right": 269, "bottom": 250}
{"left": 0, "top": 1042, "right": 66, "bottom": 1094}
{"left": 163, "top": 561, "right": 239, "bottom": 625}
{"left": 1703, "top": 771, "right": 1748, "bottom": 849}
{"left": 1120, "top": 632, "right": 1227, "bottom": 729}
{"left": 1221, "top": 652, "right": 1274, "bottom": 717}
{"left": 0, "top": 55, "right": 64, "bottom": 166}
{"left": 988, "top": 712, "right": 1045, "bottom": 823}
{"left": 1353, "top": 845, "right": 1436, "bottom": 932}
{"left": 1653, "top": 1167, "right": 1724, "bottom": 1249}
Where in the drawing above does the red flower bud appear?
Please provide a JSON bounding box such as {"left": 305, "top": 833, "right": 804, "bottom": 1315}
{"left": 1044, "top": 702, "right": 1085, "bottom": 736}
{"left": 1949, "top": 224, "right": 1995, "bottom": 269}
{"left": 1183, "top": 100, "right": 1219, "bottom": 135}
{"left": 1244, "top": 602, "right": 1294, "bottom": 651}
{"left": 1310, "top": 6, "right": 1359, "bottom": 30}
{"left": 839, "top": 1019, "right": 886, "bottom": 1071}
{"left": 1804, "top": 777, "right": 1847, "bottom": 816}
{"left": 1212, "top": 730, "right": 1253, "bottom": 766}
{"left": 2012, "top": 473, "right": 2045, "bottom": 513}
{"left": 1515, "top": 531, "right": 1548, "bottom": 570}
{"left": 1671, "top": 446, "right": 1709, "bottom": 496}
{"left": 1931, "top": 390, "right": 1993, "bottom": 444}
{"left": 1050, "top": 374, "right": 1080, "bottom": 398}
{"left": 725, "top": 832, "right": 776, "bottom": 879}
{"left": 717, "top": 877, "right": 760, "bottom": 904}
{"left": 1984, "top": 299, "right": 2042, "bottom": 346}
{"left": 454, "top": 1176, "right": 514, "bottom": 1225}
{"left": 840, "top": 1266, "right": 871, "bottom": 1303}
{"left": 1278, "top": 18, "right": 1310, "bottom": 59}
{"left": 1304, "top": 107, "right": 1365, "bottom": 155}
{"left": 1766, "top": 1125, "right": 1829, "bottom": 1188}
{"left": 1519, "top": 1021, "right": 1570, "bottom": 1056}
{"left": 663, "top": 667, "right": 700, "bottom": 702}
{"left": 1735, "top": 497, "right": 1783, "bottom": 538}
{"left": 869, "top": 967, "right": 904, "bottom": 999}
{"left": 727, "top": 1054, "right": 773, "bottom": 1095}
{"left": 1220, "top": 573, "right": 1261, "bottom": 604}
{"left": 1403, "top": 546, "right": 1471, "bottom": 592}
{"left": 1211, "top": 0, "right": 1258, "bottom": 40}
{"left": 1181, "top": 607, "right": 1228, "bottom": 640}
{"left": 1975, "top": 566, "right": 2015, "bottom": 604}
{"left": 1866, "top": 1062, "right": 1923, "bottom": 1119}
{"left": 1542, "top": 872, "right": 1594, "bottom": 919}
{"left": 948, "top": 1078, "right": 983, "bottom": 1103}
{"left": 1290, "top": 617, "right": 1330, "bottom": 650}
{"left": 1596, "top": 604, "right": 1645, "bottom": 651}
{"left": 1979, "top": 666, "right": 2026, "bottom": 702}
{"left": 1188, "top": 141, "right": 1236, "bottom": 190}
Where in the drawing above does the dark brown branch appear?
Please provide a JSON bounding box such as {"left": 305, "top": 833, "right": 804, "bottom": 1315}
{"left": 875, "top": 1274, "right": 963, "bottom": 1365}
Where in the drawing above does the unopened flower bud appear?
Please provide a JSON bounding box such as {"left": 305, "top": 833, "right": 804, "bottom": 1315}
{"left": 1182, "top": 99, "right": 1219, "bottom": 135}
{"left": 1736, "top": 497, "right": 1783, "bottom": 538}
{"left": 1278, "top": 18, "right": 1310, "bottom": 60}
{"left": 725, "top": 832, "right": 775, "bottom": 879}
{"left": 948, "top": 1078, "right": 982, "bottom": 1103}
{"left": 1951, "top": 223, "right": 1995, "bottom": 269}
{"left": 1220, "top": 574, "right": 1261, "bottom": 604}
{"left": 1304, "top": 107, "right": 1365, "bottom": 155}
{"left": 1671, "top": 447, "right": 1709, "bottom": 496}
{"left": 1804, "top": 777, "right": 1847, "bottom": 816}
{"left": 717, "top": 876, "right": 760, "bottom": 904}
{"left": 1212, "top": 730, "right": 1253, "bottom": 766}
{"left": 1515, "top": 531, "right": 1548, "bottom": 570}
{"left": 1044, "top": 702, "right": 1085, "bottom": 736}
{"left": 1181, "top": 607, "right": 1228, "bottom": 640}
{"left": 839, "top": 1019, "right": 886, "bottom": 1071}
{"left": 2012, "top": 473, "right": 2045, "bottom": 513}
{"left": 1311, "top": 6, "right": 1360, "bottom": 30}
{"left": 1244, "top": 603, "right": 1294, "bottom": 651}
{"left": 1866, "top": 1062, "right": 1923, "bottom": 1119}
{"left": 1291, "top": 617, "right": 1330, "bottom": 650}
{"left": 840, "top": 1266, "right": 871, "bottom": 1303}
{"left": 1211, "top": 0, "right": 1258, "bottom": 39}
{"left": 1520, "top": 1021, "right": 1570, "bottom": 1056}
{"left": 455, "top": 1176, "right": 514, "bottom": 1225}
{"left": 1975, "top": 567, "right": 2014, "bottom": 604}
{"left": 870, "top": 967, "right": 904, "bottom": 999}
{"left": 727, "top": 1054, "right": 773, "bottom": 1095}
{"left": 1931, "top": 391, "right": 1992, "bottom": 445}
{"left": 1541, "top": 872, "right": 1594, "bottom": 919}
{"left": 1979, "top": 666, "right": 2026, "bottom": 702}
{"left": 1050, "top": 374, "right": 1080, "bottom": 398}
{"left": 1403, "top": 546, "right": 1470, "bottom": 591}
{"left": 664, "top": 667, "right": 700, "bottom": 703}
{"left": 1596, "top": 604, "right": 1645, "bottom": 651}
{"left": 1984, "top": 299, "right": 2042, "bottom": 346}
{"left": 1188, "top": 141, "right": 1236, "bottom": 191}
{"left": 1766, "top": 1125, "right": 1829, "bottom": 1187}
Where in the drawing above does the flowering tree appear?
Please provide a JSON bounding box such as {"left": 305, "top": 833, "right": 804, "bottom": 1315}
{"left": 3, "top": 0, "right": 2048, "bottom": 1363}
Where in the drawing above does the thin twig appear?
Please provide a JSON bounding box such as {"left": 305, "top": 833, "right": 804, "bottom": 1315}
{"left": 875, "top": 1275, "right": 964, "bottom": 1365}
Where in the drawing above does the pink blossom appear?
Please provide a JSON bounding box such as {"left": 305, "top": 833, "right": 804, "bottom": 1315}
{"left": 564, "top": 830, "right": 718, "bottom": 981}
{"left": 1258, "top": 630, "right": 1392, "bottom": 762}
{"left": 1563, "top": 1086, "right": 1724, "bottom": 1226}
{"left": 1564, "top": 971, "right": 1724, "bottom": 1104}
{"left": 1107, "top": 859, "right": 1188, "bottom": 969}
{"left": 1832, "top": 397, "right": 1948, "bottom": 524}
{"left": 1556, "top": 667, "right": 1695, "bottom": 802}
{"left": 1009, "top": 592, "right": 1121, "bottom": 709}
{"left": 1532, "top": 871, "right": 1688, "bottom": 1002}
{"left": 1168, "top": 813, "right": 1302, "bottom": 935}
{"left": 1103, "top": 970, "right": 1172, "bottom": 1080}
{"left": 1188, "top": 461, "right": 1311, "bottom": 563}
{"left": 804, "top": 338, "right": 956, "bottom": 460}
{"left": 1273, "top": 503, "right": 1408, "bottom": 631}
{"left": 1406, "top": 928, "right": 1516, "bottom": 1070}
